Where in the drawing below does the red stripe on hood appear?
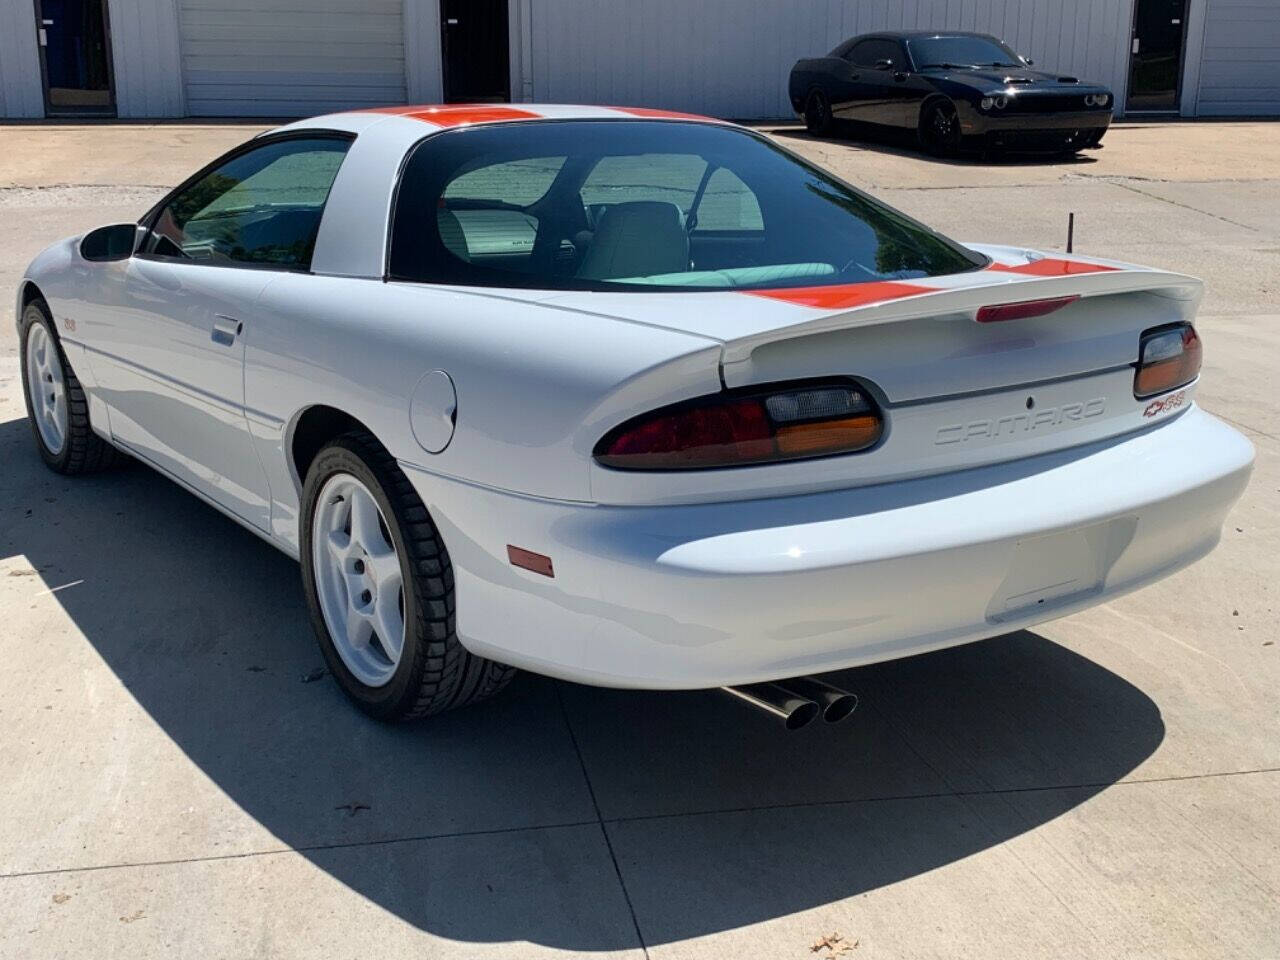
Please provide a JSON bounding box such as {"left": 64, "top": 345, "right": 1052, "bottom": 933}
{"left": 359, "top": 105, "right": 541, "bottom": 126}
{"left": 748, "top": 281, "right": 933, "bottom": 310}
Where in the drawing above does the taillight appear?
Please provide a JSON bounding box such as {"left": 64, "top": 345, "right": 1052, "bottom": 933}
{"left": 1134, "top": 323, "right": 1201, "bottom": 399}
{"left": 595, "top": 382, "right": 883, "bottom": 470}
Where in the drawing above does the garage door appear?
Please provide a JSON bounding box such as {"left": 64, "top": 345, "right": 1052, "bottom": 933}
{"left": 179, "top": 0, "right": 407, "bottom": 117}
{"left": 1194, "top": 0, "right": 1280, "bottom": 115}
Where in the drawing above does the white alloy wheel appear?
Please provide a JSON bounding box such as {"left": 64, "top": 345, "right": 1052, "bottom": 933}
{"left": 25, "top": 321, "right": 67, "bottom": 456}
{"left": 311, "top": 472, "right": 407, "bottom": 687}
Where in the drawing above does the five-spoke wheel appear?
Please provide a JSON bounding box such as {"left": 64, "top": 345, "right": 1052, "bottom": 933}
{"left": 920, "top": 99, "right": 962, "bottom": 157}
{"left": 312, "top": 473, "right": 406, "bottom": 687}
{"left": 300, "top": 432, "right": 515, "bottom": 721}
{"left": 19, "top": 297, "right": 121, "bottom": 474}
{"left": 24, "top": 320, "right": 67, "bottom": 456}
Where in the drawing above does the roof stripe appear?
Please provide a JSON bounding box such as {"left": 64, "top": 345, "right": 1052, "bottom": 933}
{"left": 358, "top": 104, "right": 542, "bottom": 126}
{"left": 611, "top": 106, "right": 718, "bottom": 122}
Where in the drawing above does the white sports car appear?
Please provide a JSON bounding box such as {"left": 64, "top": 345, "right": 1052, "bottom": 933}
{"left": 17, "top": 104, "right": 1253, "bottom": 728}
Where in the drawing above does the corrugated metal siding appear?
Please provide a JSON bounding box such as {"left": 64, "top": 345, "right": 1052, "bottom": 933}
{"left": 110, "top": 0, "right": 186, "bottom": 118}
{"left": 526, "top": 0, "right": 1135, "bottom": 118}
{"left": 1194, "top": 0, "right": 1280, "bottom": 115}
{"left": 177, "top": 0, "right": 407, "bottom": 116}
{"left": 0, "top": 0, "right": 46, "bottom": 118}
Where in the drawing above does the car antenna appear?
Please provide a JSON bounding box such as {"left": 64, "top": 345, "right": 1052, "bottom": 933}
{"left": 1066, "top": 211, "right": 1075, "bottom": 253}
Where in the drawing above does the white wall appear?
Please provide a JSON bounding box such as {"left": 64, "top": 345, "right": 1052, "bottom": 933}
{"left": 0, "top": 0, "right": 45, "bottom": 117}
{"left": 522, "top": 0, "right": 1137, "bottom": 119}
{"left": 1189, "top": 0, "right": 1280, "bottom": 115}
{"left": 405, "top": 0, "right": 443, "bottom": 102}
{"left": 110, "top": 0, "right": 185, "bottom": 118}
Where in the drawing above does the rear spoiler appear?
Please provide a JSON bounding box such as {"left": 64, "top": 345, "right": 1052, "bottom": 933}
{"left": 719, "top": 263, "right": 1202, "bottom": 370}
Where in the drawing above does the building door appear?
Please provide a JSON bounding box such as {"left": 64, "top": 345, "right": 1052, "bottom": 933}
{"left": 441, "top": 0, "right": 510, "bottom": 102}
{"left": 33, "top": 0, "right": 115, "bottom": 115}
{"left": 1127, "top": 0, "right": 1189, "bottom": 112}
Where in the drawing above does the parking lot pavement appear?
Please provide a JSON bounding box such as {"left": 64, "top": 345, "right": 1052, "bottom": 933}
{"left": 1, "top": 121, "right": 1278, "bottom": 958}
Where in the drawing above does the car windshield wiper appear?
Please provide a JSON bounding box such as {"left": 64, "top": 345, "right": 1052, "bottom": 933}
{"left": 918, "top": 62, "right": 973, "bottom": 70}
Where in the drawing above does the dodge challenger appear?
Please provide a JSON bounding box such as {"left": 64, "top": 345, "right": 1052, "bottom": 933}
{"left": 790, "top": 31, "right": 1115, "bottom": 156}
{"left": 17, "top": 105, "right": 1251, "bottom": 728}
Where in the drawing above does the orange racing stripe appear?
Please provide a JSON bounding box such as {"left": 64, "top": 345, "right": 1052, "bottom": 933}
{"left": 358, "top": 104, "right": 542, "bottom": 126}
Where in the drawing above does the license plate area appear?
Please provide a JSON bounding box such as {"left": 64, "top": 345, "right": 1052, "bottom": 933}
{"left": 986, "top": 517, "right": 1137, "bottom": 623}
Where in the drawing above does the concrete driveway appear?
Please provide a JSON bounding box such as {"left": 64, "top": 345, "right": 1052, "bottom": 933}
{"left": 1, "top": 120, "right": 1277, "bottom": 959}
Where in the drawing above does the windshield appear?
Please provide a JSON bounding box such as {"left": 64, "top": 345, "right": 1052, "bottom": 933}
{"left": 909, "top": 35, "right": 1023, "bottom": 69}
{"left": 389, "top": 121, "right": 984, "bottom": 292}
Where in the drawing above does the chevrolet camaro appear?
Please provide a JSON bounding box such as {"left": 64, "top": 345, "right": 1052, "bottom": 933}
{"left": 16, "top": 104, "right": 1252, "bottom": 728}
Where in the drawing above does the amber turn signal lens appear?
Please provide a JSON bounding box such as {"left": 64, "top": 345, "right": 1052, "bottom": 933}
{"left": 775, "top": 416, "right": 882, "bottom": 456}
{"left": 1134, "top": 324, "right": 1201, "bottom": 399}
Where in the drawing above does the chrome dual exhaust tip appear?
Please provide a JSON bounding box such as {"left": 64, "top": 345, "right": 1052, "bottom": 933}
{"left": 721, "top": 677, "right": 859, "bottom": 730}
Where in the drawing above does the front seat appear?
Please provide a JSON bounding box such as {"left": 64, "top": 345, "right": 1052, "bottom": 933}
{"left": 576, "top": 201, "right": 689, "bottom": 280}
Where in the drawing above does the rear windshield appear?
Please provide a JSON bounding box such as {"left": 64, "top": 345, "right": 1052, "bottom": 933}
{"left": 389, "top": 120, "right": 984, "bottom": 292}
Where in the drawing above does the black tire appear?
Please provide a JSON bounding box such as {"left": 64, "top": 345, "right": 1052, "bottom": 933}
{"left": 18, "top": 298, "right": 122, "bottom": 475}
{"left": 919, "top": 99, "right": 962, "bottom": 158}
{"left": 299, "top": 431, "right": 515, "bottom": 722}
{"left": 804, "top": 90, "right": 834, "bottom": 136}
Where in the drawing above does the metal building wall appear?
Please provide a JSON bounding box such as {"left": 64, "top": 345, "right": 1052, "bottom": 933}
{"left": 176, "top": 0, "right": 407, "bottom": 116}
{"left": 523, "top": 0, "right": 1137, "bottom": 118}
{"left": 0, "top": 0, "right": 45, "bottom": 117}
{"left": 109, "top": 0, "right": 186, "bottom": 117}
{"left": 1189, "top": 0, "right": 1280, "bottom": 115}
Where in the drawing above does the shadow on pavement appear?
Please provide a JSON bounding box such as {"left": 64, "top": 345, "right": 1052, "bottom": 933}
{"left": 0, "top": 413, "right": 1163, "bottom": 950}
{"left": 767, "top": 122, "right": 1102, "bottom": 168}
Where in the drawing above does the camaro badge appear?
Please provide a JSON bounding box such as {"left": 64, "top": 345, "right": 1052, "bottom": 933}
{"left": 935, "top": 398, "right": 1106, "bottom": 445}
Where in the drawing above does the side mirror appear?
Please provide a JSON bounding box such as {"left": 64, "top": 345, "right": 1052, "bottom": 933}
{"left": 80, "top": 223, "right": 140, "bottom": 262}
{"left": 1022, "top": 56, "right": 1035, "bottom": 66}
{"left": 875, "top": 58, "right": 894, "bottom": 71}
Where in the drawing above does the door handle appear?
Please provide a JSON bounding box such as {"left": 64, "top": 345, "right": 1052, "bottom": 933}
{"left": 1132, "top": 37, "right": 1141, "bottom": 54}
{"left": 211, "top": 315, "right": 242, "bottom": 345}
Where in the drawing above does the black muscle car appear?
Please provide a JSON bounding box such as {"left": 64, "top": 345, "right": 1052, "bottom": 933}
{"left": 789, "top": 31, "right": 1113, "bottom": 157}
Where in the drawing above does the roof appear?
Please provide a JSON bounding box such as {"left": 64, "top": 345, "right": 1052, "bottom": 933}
{"left": 873, "top": 30, "right": 1000, "bottom": 40}
{"left": 293, "top": 103, "right": 722, "bottom": 133}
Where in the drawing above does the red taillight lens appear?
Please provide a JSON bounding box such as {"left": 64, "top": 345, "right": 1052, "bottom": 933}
{"left": 1134, "top": 323, "right": 1201, "bottom": 399}
{"left": 595, "top": 383, "right": 883, "bottom": 470}
{"left": 976, "top": 295, "right": 1080, "bottom": 323}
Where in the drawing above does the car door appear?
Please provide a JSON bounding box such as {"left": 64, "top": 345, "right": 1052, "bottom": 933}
{"left": 844, "top": 38, "right": 902, "bottom": 126}
{"left": 90, "top": 134, "right": 353, "bottom": 529}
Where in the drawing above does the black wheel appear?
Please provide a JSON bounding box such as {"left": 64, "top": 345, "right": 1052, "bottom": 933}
{"left": 919, "top": 99, "right": 962, "bottom": 157}
{"left": 804, "top": 90, "right": 834, "bottom": 136}
{"left": 18, "top": 298, "right": 122, "bottom": 474}
{"left": 299, "top": 431, "right": 515, "bottom": 722}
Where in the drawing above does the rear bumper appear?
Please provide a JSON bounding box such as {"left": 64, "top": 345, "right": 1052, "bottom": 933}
{"left": 404, "top": 406, "right": 1252, "bottom": 689}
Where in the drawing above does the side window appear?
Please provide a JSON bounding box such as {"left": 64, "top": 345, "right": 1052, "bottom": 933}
{"left": 692, "top": 168, "right": 763, "bottom": 232}
{"left": 145, "top": 136, "right": 351, "bottom": 269}
{"left": 444, "top": 157, "right": 565, "bottom": 206}
{"left": 850, "top": 39, "right": 899, "bottom": 68}
{"left": 580, "top": 154, "right": 707, "bottom": 218}
{"left": 440, "top": 157, "right": 566, "bottom": 261}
